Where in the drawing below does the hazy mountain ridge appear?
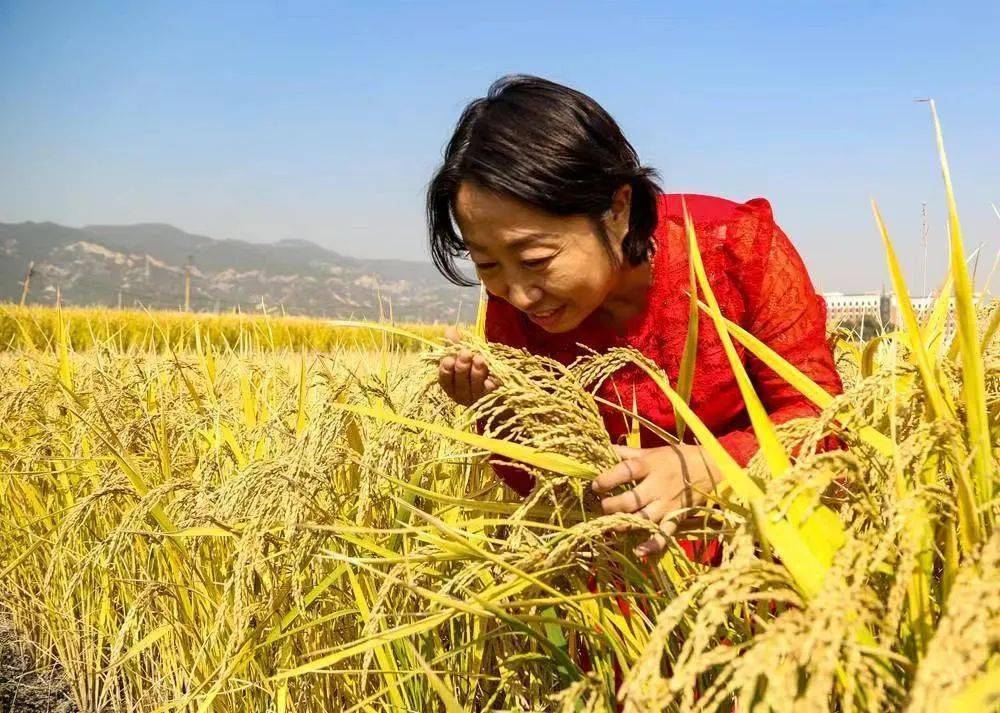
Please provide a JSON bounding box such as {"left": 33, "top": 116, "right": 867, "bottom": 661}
{"left": 1, "top": 221, "right": 478, "bottom": 321}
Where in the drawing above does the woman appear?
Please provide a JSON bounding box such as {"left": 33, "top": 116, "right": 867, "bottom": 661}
{"left": 427, "top": 75, "right": 843, "bottom": 560}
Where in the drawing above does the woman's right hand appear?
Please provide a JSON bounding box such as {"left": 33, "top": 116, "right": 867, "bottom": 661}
{"left": 438, "top": 326, "right": 498, "bottom": 406}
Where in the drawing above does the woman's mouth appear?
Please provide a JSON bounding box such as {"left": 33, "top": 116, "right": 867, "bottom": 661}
{"left": 528, "top": 305, "right": 565, "bottom": 328}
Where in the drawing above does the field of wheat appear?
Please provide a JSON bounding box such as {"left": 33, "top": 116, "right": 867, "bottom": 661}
{"left": 1, "top": 108, "right": 997, "bottom": 712}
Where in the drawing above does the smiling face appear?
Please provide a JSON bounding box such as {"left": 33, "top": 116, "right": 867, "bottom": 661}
{"left": 453, "top": 181, "right": 636, "bottom": 333}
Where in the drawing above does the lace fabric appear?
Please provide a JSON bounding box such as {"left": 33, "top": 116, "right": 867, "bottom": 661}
{"left": 482, "top": 193, "right": 844, "bottom": 496}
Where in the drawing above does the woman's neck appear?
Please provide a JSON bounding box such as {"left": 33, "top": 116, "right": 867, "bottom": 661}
{"left": 594, "top": 258, "right": 653, "bottom": 334}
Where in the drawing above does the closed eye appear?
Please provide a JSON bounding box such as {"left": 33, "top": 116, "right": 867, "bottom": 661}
{"left": 523, "top": 257, "right": 552, "bottom": 269}
{"left": 474, "top": 257, "right": 552, "bottom": 271}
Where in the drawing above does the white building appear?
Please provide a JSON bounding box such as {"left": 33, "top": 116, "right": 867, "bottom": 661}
{"left": 823, "top": 290, "right": 983, "bottom": 341}
{"left": 894, "top": 295, "right": 939, "bottom": 321}
{"left": 890, "top": 295, "right": 962, "bottom": 341}
{"left": 822, "top": 291, "right": 890, "bottom": 326}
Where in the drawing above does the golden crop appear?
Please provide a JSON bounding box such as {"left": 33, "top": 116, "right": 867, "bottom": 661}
{"left": 0, "top": 304, "right": 444, "bottom": 354}
{"left": 0, "top": 103, "right": 996, "bottom": 712}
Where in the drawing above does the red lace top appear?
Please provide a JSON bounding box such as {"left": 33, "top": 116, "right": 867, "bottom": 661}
{"left": 484, "top": 193, "right": 844, "bottom": 496}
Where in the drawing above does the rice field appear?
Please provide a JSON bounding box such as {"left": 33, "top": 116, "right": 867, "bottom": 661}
{"left": 1, "top": 108, "right": 997, "bottom": 712}
{"left": 0, "top": 304, "right": 444, "bottom": 354}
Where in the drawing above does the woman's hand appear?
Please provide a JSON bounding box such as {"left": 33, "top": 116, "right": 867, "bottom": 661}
{"left": 592, "top": 443, "right": 723, "bottom": 557}
{"left": 437, "top": 326, "right": 499, "bottom": 406}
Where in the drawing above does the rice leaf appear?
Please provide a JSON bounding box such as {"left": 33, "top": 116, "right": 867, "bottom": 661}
{"left": 327, "top": 401, "right": 598, "bottom": 479}
{"left": 408, "top": 643, "right": 463, "bottom": 713}
{"left": 683, "top": 205, "right": 843, "bottom": 567}
{"left": 929, "top": 100, "right": 994, "bottom": 519}
{"left": 625, "top": 353, "right": 829, "bottom": 598}
{"left": 871, "top": 200, "right": 952, "bottom": 421}
{"left": 707, "top": 305, "right": 894, "bottom": 457}
{"left": 675, "top": 252, "right": 701, "bottom": 441}
{"left": 682, "top": 204, "right": 791, "bottom": 478}
{"left": 474, "top": 283, "right": 488, "bottom": 340}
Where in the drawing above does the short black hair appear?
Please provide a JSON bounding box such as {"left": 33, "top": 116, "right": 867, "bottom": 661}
{"left": 426, "top": 74, "right": 662, "bottom": 287}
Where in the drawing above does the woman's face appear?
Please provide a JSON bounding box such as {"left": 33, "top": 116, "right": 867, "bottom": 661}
{"left": 453, "top": 181, "right": 632, "bottom": 333}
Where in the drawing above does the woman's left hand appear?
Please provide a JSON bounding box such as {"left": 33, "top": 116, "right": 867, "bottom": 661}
{"left": 592, "top": 444, "right": 723, "bottom": 558}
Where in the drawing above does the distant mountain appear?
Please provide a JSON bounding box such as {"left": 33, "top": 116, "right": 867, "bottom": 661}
{"left": 0, "top": 221, "right": 480, "bottom": 322}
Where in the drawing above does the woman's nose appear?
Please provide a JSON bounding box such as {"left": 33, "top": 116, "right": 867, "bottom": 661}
{"left": 507, "top": 282, "right": 543, "bottom": 312}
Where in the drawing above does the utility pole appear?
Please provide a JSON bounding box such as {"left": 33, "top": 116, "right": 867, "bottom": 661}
{"left": 19, "top": 261, "right": 34, "bottom": 306}
{"left": 183, "top": 255, "right": 192, "bottom": 312}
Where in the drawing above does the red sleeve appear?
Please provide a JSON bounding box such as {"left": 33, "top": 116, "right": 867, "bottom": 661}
{"left": 715, "top": 199, "right": 844, "bottom": 467}
{"left": 478, "top": 294, "right": 536, "bottom": 496}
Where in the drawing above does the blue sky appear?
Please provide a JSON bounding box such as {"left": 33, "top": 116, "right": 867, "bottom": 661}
{"left": 1, "top": 0, "right": 997, "bottom": 293}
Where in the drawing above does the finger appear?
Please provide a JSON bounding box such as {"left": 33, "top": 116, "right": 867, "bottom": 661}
{"left": 483, "top": 376, "right": 498, "bottom": 393}
{"left": 600, "top": 479, "right": 657, "bottom": 515}
{"left": 452, "top": 349, "right": 473, "bottom": 405}
{"left": 634, "top": 499, "right": 670, "bottom": 526}
{"left": 592, "top": 457, "right": 649, "bottom": 494}
{"left": 634, "top": 531, "right": 669, "bottom": 558}
{"left": 444, "top": 325, "right": 461, "bottom": 343}
{"left": 635, "top": 513, "right": 679, "bottom": 558}
{"left": 612, "top": 444, "right": 644, "bottom": 459}
{"left": 608, "top": 498, "right": 669, "bottom": 534}
{"left": 469, "top": 355, "right": 489, "bottom": 401}
{"left": 438, "top": 356, "right": 458, "bottom": 399}
{"left": 659, "top": 517, "right": 679, "bottom": 539}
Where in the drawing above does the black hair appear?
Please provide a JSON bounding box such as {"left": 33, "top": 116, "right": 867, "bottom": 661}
{"left": 426, "top": 74, "right": 663, "bottom": 286}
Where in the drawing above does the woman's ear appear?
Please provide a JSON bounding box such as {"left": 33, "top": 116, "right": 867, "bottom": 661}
{"left": 605, "top": 183, "right": 633, "bottom": 248}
